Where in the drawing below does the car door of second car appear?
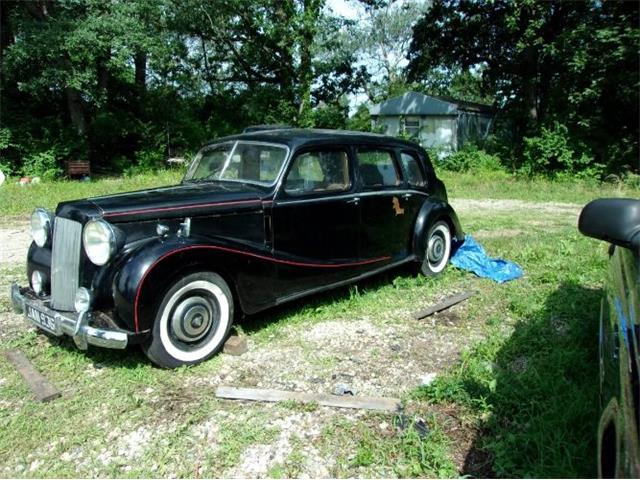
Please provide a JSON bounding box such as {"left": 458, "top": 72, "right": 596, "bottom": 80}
{"left": 272, "top": 146, "right": 364, "bottom": 299}
{"left": 356, "top": 147, "right": 414, "bottom": 263}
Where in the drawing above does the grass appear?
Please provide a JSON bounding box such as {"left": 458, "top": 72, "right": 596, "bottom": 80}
{"left": 409, "top": 211, "right": 605, "bottom": 477}
{"left": 0, "top": 170, "right": 624, "bottom": 477}
{"left": 318, "top": 413, "right": 458, "bottom": 478}
{"left": 440, "top": 169, "right": 638, "bottom": 204}
{"left": 0, "top": 168, "right": 638, "bottom": 221}
{"left": 0, "top": 170, "right": 182, "bottom": 220}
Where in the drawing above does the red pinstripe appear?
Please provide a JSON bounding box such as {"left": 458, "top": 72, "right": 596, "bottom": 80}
{"left": 132, "top": 245, "right": 391, "bottom": 332}
{"left": 104, "top": 199, "right": 261, "bottom": 218}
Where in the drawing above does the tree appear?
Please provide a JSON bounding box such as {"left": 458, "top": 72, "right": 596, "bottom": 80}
{"left": 348, "top": 0, "right": 428, "bottom": 99}
{"left": 407, "top": 0, "right": 639, "bottom": 174}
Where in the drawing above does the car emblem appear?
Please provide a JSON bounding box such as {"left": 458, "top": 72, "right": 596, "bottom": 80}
{"left": 392, "top": 197, "right": 405, "bottom": 216}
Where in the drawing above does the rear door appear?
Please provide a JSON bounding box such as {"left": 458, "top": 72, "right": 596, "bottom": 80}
{"left": 356, "top": 147, "right": 414, "bottom": 261}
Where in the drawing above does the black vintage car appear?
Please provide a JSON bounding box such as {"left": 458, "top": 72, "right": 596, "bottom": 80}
{"left": 11, "top": 129, "right": 463, "bottom": 368}
{"left": 579, "top": 198, "right": 640, "bottom": 478}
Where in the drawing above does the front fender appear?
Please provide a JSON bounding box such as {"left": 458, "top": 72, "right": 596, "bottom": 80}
{"left": 112, "top": 236, "right": 276, "bottom": 333}
{"left": 412, "top": 200, "right": 464, "bottom": 261}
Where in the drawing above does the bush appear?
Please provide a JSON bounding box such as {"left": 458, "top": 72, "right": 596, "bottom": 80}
{"left": 0, "top": 128, "right": 14, "bottom": 176}
{"left": 21, "top": 149, "right": 62, "bottom": 181}
{"left": 433, "top": 145, "right": 505, "bottom": 173}
{"left": 122, "top": 148, "right": 165, "bottom": 176}
{"left": 521, "top": 122, "right": 604, "bottom": 180}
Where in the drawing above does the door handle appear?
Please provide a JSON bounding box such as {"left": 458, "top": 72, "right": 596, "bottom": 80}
{"left": 346, "top": 197, "right": 360, "bottom": 205}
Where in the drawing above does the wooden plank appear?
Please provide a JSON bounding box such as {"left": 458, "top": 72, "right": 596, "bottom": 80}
{"left": 413, "top": 291, "right": 475, "bottom": 320}
{"left": 215, "top": 386, "right": 401, "bottom": 412}
{"left": 4, "top": 350, "right": 61, "bottom": 402}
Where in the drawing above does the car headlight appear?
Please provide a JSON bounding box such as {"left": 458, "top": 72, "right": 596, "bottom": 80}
{"left": 31, "top": 208, "right": 52, "bottom": 247}
{"left": 83, "top": 219, "right": 116, "bottom": 266}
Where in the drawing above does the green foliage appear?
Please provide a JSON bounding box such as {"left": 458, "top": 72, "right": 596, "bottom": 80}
{"left": 346, "top": 105, "right": 374, "bottom": 132}
{"left": 0, "top": 128, "right": 14, "bottom": 175}
{"left": 0, "top": 128, "right": 10, "bottom": 151}
{"left": 521, "top": 123, "right": 604, "bottom": 179}
{"left": 0, "top": 0, "right": 366, "bottom": 175}
{"left": 408, "top": 0, "right": 639, "bottom": 175}
{"left": 21, "top": 150, "right": 63, "bottom": 181}
{"left": 434, "top": 145, "right": 505, "bottom": 173}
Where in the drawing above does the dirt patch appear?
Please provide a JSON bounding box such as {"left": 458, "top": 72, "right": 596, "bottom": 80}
{"left": 188, "top": 316, "right": 482, "bottom": 398}
{"left": 452, "top": 198, "right": 581, "bottom": 217}
{"left": 0, "top": 224, "right": 30, "bottom": 266}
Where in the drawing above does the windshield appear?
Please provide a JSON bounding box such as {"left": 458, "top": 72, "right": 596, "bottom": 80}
{"left": 184, "top": 141, "right": 289, "bottom": 186}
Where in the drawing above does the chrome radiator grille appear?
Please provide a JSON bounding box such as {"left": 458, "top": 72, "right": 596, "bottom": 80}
{"left": 50, "top": 217, "right": 82, "bottom": 311}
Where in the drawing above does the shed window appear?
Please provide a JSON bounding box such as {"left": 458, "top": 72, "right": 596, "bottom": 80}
{"left": 403, "top": 116, "right": 420, "bottom": 137}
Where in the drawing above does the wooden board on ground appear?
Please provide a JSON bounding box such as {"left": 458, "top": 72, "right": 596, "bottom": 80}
{"left": 4, "top": 350, "right": 61, "bottom": 402}
{"left": 215, "top": 386, "right": 401, "bottom": 412}
{"left": 413, "top": 290, "right": 475, "bottom": 320}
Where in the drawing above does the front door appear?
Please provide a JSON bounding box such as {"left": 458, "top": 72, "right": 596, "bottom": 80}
{"left": 272, "top": 147, "right": 360, "bottom": 297}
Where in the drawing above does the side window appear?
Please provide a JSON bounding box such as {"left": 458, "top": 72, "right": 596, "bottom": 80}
{"left": 357, "top": 149, "right": 400, "bottom": 188}
{"left": 400, "top": 152, "right": 426, "bottom": 187}
{"left": 284, "top": 149, "right": 350, "bottom": 196}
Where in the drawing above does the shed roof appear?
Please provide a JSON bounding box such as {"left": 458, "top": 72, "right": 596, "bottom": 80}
{"left": 369, "top": 91, "right": 493, "bottom": 116}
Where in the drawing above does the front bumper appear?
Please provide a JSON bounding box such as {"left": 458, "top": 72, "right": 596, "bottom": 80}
{"left": 11, "top": 283, "right": 129, "bottom": 350}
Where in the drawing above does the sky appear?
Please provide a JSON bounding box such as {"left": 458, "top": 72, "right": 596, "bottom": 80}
{"left": 325, "top": 0, "right": 364, "bottom": 20}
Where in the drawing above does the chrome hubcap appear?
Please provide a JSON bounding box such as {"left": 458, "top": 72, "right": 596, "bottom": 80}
{"left": 171, "top": 296, "right": 214, "bottom": 342}
{"left": 428, "top": 235, "right": 445, "bottom": 263}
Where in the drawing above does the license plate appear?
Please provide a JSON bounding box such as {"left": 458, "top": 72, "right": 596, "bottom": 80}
{"left": 25, "top": 305, "right": 58, "bottom": 334}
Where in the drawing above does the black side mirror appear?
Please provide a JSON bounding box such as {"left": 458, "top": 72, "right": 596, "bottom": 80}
{"left": 578, "top": 198, "right": 640, "bottom": 250}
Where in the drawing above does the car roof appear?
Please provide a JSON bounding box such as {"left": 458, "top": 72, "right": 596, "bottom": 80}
{"left": 203, "top": 128, "right": 423, "bottom": 151}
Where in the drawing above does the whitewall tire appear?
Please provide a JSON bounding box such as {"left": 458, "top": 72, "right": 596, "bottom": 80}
{"left": 420, "top": 220, "right": 452, "bottom": 276}
{"left": 143, "top": 271, "right": 233, "bottom": 368}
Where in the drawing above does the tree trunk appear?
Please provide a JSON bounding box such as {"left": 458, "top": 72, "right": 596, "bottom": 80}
{"left": 96, "top": 51, "right": 110, "bottom": 105}
{"left": 65, "top": 87, "right": 86, "bottom": 136}
{"left": 296, "top": 0, "right": 322, "bottom": 123}
{"left": 134, "top": 51, "right": 147, "bottom": 91}
{"left": 0, "top": 1, "right": 16, "bottom": 55}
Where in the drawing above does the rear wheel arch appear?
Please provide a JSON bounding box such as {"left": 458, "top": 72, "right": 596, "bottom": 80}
{"left": 412, "top": 201, "right": 461, "bottom": 262}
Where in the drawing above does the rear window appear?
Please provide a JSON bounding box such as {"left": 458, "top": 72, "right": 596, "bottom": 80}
{"left": 400, "top": 152, "right": 426, "bottom": 187}
{"left": 357, "top": 149, "right": 400, "bottom": 188}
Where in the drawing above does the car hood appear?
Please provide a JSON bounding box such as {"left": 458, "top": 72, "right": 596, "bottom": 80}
{"left": 56, "top": 182, "right": 267, "bottom": 223}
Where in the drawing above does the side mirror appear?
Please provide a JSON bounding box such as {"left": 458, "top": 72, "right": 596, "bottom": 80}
{"left": 578, "top": 198, "right": 640, "bottom": 250}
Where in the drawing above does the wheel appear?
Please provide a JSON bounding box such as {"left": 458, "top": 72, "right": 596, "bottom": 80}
{"left": 143, "top": 271, "right": 234, "bottom": 368}
{"left": 420, "top": 220, "right": 452, "bottom": 276}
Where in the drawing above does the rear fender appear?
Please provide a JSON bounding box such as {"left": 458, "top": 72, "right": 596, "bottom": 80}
{"left": 413, "top": 200, "right": 464, "bottom": 261}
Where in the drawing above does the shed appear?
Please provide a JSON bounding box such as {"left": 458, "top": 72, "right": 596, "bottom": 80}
{"left": 369, "top": 92, "right": 494, "bottom": 153}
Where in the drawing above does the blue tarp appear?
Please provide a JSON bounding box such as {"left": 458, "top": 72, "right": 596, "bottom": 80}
{"left": 451, "top": 235, "right": 523, "bottom": 283}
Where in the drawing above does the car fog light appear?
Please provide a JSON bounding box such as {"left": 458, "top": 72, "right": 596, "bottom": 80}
{"left": 31, "top": 271, "right": 46, "bottom": 295}
{"left": 74, "top": 287, "right": 93, "bottom": 312}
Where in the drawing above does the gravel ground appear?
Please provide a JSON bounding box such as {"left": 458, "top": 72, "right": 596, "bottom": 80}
{"left": 0, "top": 224, "right": 30, "bottom": 266}
{"left": 0, "top": 197, "right": 581, "bottom": 477}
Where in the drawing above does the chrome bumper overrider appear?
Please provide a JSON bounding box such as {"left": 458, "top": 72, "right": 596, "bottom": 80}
{"left": 10, "top": 283, "right": 128, "bottom": 350}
